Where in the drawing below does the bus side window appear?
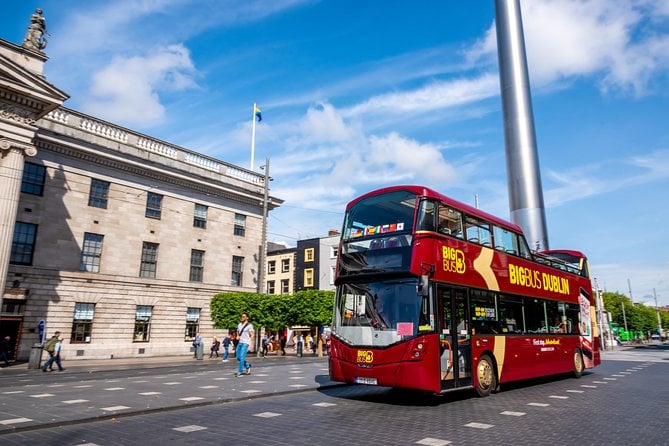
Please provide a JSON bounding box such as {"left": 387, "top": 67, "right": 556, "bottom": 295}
{"left": 438, "top": 205, "right": 463, "bottom": 238}
{"left": 417, "top": 200, "right": 436, "bottom": 231}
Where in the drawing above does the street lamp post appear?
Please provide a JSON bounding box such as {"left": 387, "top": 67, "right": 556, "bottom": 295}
{"left": 257, "top": 158, "right": 270, "bottom": 294}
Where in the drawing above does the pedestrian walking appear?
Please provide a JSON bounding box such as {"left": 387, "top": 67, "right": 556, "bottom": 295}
{"left": 261, "top": 334, "right": 269, "bottom": 357}
{"left": 234, "top": 312, "right": 254, "bottom": 377}
{"left": 221, "top": 335, "right": 231, "bottom": 362}
{"left": 42, "top": 334, "right": 65, "bottom": 372}
{"left": 192, "top": 332, "right": 203, "bottom": 358}
{"left": 0, "top": 335, "right": 11, "bottom": 367}
{"left": 209, "top": 336, "right": 220, "bottom": 358}
{"left": 297, "top": 333, "right": 304, "bottom": 357}
{"left": 280, "top": 334, "right": 286, "bottom": 356}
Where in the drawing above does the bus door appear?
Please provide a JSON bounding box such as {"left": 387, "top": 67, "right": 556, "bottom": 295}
{"left": 438, "top": 285, "right": 472, "bottom": 389}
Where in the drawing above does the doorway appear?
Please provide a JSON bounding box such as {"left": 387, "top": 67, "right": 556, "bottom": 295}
{"left": 438, "top": 285, "right": 472, "bottom": 389}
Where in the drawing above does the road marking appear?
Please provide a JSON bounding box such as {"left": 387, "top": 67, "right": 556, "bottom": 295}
{"left": 2, "top": 391, "right": 25, "bottom": 394}
{"left": 105, "top": 387, "right": 126, "bottom": 391}
{"left": 179, "top": 397, "right": 204, "bottom": 401}
{"left": 132, "top": 380, "right": 149, "bottom": 383}
{"left": 567, "top": 390, "right": 584, "bottom": 393}
{"left": 173, "top": 425, "right": 207, "bottom": 433}
{"left": 254, "top": 412, "right": 281, "bottom": 418}
{"left": 0, "top": 417, "right": 33, "bottom": 425}
{"left": 240, "top": 390, "right": 261, "bottom": 394}
{"left": 549, "top": 395, "right": 568, "bottom": 399}
{"left": 465, "top": 422, "right": 494, "bottom": 429}
{"left": 163, "top": 382, "right": 182, "bottom": 385}
{"left": 603, "top": 378, "right": 616, "bottom": 380}
{"left": 63, "top": 399, "right": 89, "bottom": 404}
{"left": 198, "top": 385, "right": 219, "bottom": 389}
{"left": 592, "top": 381, "right": 608, "bottom": 384}
{"left": 289, "top": 384, "right": 308, "bottom": 388}
{"left": 416, "top": 438, "right": 451, "bottom": 446}
{"left": 527, "top": 402, "right": 550, "bottom": 407}
{"left": 248, "top": 381, "right": 266, "bottom": 384}
{"left": 29, "top": 393, "right": 54, "bottom": 398}
{"left": 612, "top": 374, "right": 625, "bottom": 377}
{"left": 581, "top": 385, "right": 597, "bottom": 388}
{"left": 501, "top": 411, "right": 526, "bottom": 416}
{"left": 290, "top": 376, "right": 305, "bottom": 379}
{"left": 74, "top": 385, "right": 93, "bottom": 388}
{"left": 139, "top": 392, "right": 161, "bottom": 396}
{"left": 313, "top": 402, "right": 337, "bottom": 407}
{"left": 101, "top": 406, "right": 131, "bottom": 411}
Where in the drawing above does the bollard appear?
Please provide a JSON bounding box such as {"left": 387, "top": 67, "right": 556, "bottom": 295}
{"left": 196, "top": 342, "right": 204, "bottom": 360}
{"left": 28, "top": 343, "right": 43, "bottom": 369}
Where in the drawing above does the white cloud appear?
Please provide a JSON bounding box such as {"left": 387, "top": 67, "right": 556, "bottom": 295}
{"left": 82, "top": 44, "right": 197, "bottom": 126}
{"left": 468, "top": 0, "right": 669, "bottom": 95}
{"left": 545, "top": 149, "right": 669, "bottom": 207}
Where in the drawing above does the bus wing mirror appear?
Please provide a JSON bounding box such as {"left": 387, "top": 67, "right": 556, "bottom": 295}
{"left": 418, "top": 275, "right": 429, "bottom": 296}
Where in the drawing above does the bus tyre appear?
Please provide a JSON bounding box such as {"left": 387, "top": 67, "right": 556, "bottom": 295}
{"left": 475, "top": 354, "right": 496, "bottom": 397}
{"left": 573, "top": 349, "right": 584, "bottom": 378}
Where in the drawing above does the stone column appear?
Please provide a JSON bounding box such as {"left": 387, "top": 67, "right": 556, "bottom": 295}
{"left": 0, "top": 138, "right": 37, "bottom": 310}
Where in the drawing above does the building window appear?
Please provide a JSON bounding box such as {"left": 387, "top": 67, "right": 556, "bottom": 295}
{"left": 281, "top": 258, "right": 290, "bottom": 272}
{"left": 80, "top": 232, "right": 104, "bottom": 272}
{"left": 134, "top": 306, "right": 153, "bottom": 342}
{"left": 281, "top": 279, "right": 289, "bottom": 294}
{"left": 10, "top": 222, "right": 37, "bottom": 266}
{"left": 330, "top": 266, "right": 336, "bottom": 285}
{"left": 234, "top": 213, "right": 246, "bottom": 236}
{"left": 267, "top": 280, "right": 275, "bottom": 294}
{"left": 71, "top": 303, "right": 95, "bottom": 343}
{"left": 268, "top": 260, "right": 276, "bottom": 274}
{"left": 185, "top": 307, "right": 200, "bottom": 340}
{"left": 88, "top": 179, "right": 110, "bottom": 209}
{"left": 190, "top": 249, "right": 204, "bottom": 282}
{"left": 331, "top": 246, "right": 339, "bottom": 259}
{"left": 231, "top": 256, "right": 244, "bottom": 286}
{"left": 304, "top": 268, "right": 314, "bottom": 287}
{"left": 145, "top": 192, "right": 163, "bottom": 219}
{"left": 140, "top": 242, "right": 159, "bottom": 278}
{"left": 21, "top": 162, "right": 46, "bottom": 196}
{"left": 194, "top": 204, "right": 207, "bottom": 228}
{"left": 305, "top": 248, "right": 314, "bottom": 262}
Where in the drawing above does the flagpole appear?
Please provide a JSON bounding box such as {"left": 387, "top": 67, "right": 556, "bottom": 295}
{"left": 250, "top": 102, "right": 257, "bottom": 171}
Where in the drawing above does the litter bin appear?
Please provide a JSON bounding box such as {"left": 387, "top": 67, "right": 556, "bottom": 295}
{"left": 28, "top": 343, "right": 43, "bottom": 369}
{"left": 196, "top": 342, "right": 204, "bottom": 360}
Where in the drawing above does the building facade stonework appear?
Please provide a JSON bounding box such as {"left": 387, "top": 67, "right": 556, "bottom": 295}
{"left": 0, "top": 37, "right": 281, "bottom": 361}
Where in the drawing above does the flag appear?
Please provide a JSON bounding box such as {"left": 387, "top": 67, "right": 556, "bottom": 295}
{"left": 254, "top": 104, "right": 262, "bottom": 122}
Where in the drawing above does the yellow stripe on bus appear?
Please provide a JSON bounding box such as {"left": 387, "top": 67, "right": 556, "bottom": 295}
{"left": 493, "top": 336, "right": 506, "bottom": 380}
{"left": 473, "top": 247, "right": 499, "bottom": 291}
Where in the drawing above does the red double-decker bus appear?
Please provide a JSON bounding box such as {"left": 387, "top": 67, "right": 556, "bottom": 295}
{"left": 328, "top": 185, "right": 600, "bottom": 396}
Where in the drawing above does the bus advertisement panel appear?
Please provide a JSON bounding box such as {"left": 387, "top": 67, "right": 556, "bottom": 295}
{"left": 329, "top": 185, "right": 600, "bottom": 396}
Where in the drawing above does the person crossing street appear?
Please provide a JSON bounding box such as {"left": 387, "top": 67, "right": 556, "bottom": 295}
{"left": 234, "top": 312, "right": 254, "bottom": 377}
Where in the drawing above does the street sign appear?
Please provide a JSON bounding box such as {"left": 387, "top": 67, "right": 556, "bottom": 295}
{"left": 38, "top": 319, "right": 45, "bottom": 344}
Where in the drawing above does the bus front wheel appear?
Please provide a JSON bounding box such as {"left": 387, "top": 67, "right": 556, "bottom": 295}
{"left": 573, "top": 349, "right": 584, "bottom": 378}
{"left": 475, "top": 354, "right": 496, "bottom": 397}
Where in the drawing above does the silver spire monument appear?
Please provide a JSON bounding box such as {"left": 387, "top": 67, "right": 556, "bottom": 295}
{"left": 495, "top": 0, "right": 549, "bottom": 251}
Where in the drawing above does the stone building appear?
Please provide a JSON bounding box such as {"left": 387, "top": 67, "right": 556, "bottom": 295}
{"left": 294, "top": 230, "right": 340, "bottom": 292}
{"left": 0, "top": 36, "right": 281, "bottom": 361}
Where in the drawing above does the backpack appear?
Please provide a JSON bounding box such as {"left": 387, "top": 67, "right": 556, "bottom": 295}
{"left": 44, "top": 337, "right": 58, "bottom": 353}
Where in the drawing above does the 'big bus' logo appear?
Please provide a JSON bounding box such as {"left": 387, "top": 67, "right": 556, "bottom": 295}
{"left": 442, "top": 246, "right": 466, "bottom": 274}
{"left": 357, "top": 350, "right": 373, "bottom": 363}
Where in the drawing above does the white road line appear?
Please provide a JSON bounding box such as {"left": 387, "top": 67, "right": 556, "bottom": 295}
{"left": 416, "top": 438, "right": 451, "bottom": 446}
{"left": 501, "top": 411, "right": 526, "bottom": 416}
{"left": 173, "top": 425, "right": 207, "bottom": 433}
{"left": 101, "top": 406, "right": 131, "bottom": 411}
{"left": 0, "top": 417, "right": 33, "bottom": 425}
{"left": 465, "top": 422, "right": 494, "bottom": 429}
{"left": 527, "top": 402, "right": 550, "bottom": 407}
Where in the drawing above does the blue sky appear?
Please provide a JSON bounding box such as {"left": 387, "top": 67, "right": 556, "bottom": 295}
{"left": 2, "top": 1, "right": 668, "bottom": 306}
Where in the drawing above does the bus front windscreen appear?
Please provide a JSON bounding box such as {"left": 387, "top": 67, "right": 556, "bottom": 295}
{"left": 342, "top": 190, "right": 417, "bottom": 241}
{"left": 333, "top": 279, "right": 431, "bottom": 347}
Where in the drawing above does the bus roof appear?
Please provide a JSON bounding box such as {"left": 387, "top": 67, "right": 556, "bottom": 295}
{"left": 348, "top": 185, "right": 524, "bottom": 235}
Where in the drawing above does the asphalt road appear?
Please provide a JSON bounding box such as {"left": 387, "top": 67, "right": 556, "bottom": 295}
{"left": 1, "top": 345, "right": 667, "bottom": 445}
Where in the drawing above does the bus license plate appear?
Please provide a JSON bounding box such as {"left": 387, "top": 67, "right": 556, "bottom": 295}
{"left": 355, "top": 377, "right": 378, "bottom": 385}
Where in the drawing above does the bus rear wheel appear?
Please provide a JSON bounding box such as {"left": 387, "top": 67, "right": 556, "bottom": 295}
{"left": 475, "top": 354, "right": 496, "bottom": 397}
{"left": 573, "top": 349, "right": 584, "bottom": 378}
